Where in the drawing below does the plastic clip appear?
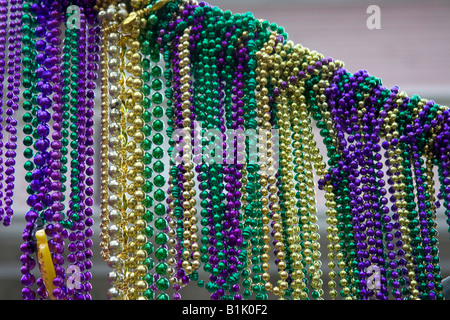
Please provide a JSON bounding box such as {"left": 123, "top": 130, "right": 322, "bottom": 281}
{"left": 32, "top": 217, "right": 57, "bottom": 300}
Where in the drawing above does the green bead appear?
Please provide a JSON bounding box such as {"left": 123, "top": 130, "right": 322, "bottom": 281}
{"left": 143, "top": 242, "right": 154, "bottom": 254}
{"left": 142, "top": 110, "right": 152, "bottom": 122}
{"left": 143, "top": 273, "right": 154, "bottom": 285}
{"left": 143, "top": 289, "right": 154, "bottom": 300}
{"left": 142, "top": 124, "right": 152, "bottom": 136}
{"left": 24, "top": 160, "right": 34, "bottom": 171}
{"left": 23, "top": 124, "right": 33, "bottom": 135}
{"left": 156, "top": 293, "right": 169, "bottom": 300}
{"left": 142, "top": 84, "right": 151, "bottom": 96}
{"left": 143, "top": 210, "right": 153, "bottom": 223}
{"left": 153, "top": 160, "right": 165, "bottom": 173}
{"left": 152, "top": 133, "right": 164, "bottom": 145}
{"left": 22, "top": 112, "right": 33, "bottom": 123}
{"left": 154, "top": 189, "right": 166, "bottom": 202}
{"left": 26, "top": 185, "right": 34, "bottom": 195}
{"left": 151, "top": 66, "right": 163, "bottom": 77}
{"left": 143, "top": 257, "right": 155, "bottom": 269}
{"left": 151, "top": 79, "right": 163, "bottom": 91}
{"left": 155, "top": 247, "right": 168, "bottom": 260}
{"left": 154, "top": 175, "right": 165, "bottom": 188}
{"left": 156, "top": 278, "right": 170, "bottom": 291}
{"left": 144, "top": 225, "right": 154, "bottom": 237}
{"left": 155, "top": 203, "right": 166, "bottom": 215}
{"left": 155, "top": 232, "right": 168, "bottom": 245}
{"left": 25, "top": 172, "right": 33, "bottom": 183}
{"left": 152, "top": 92, "right": 163, "bottom": 104}
{"left": 142, "top": 152, "right": 152, "bottom": 165}
{"left": 152, "top": 119, "right": 164, "bottom": 132}
{"left": 23, "top": 101, "right": 32, "bottom": 111}
{"left": 141, "top": 139, "right": 152, "bottom": 150}
{"left": 155, "top": 262, "right": 168, "bottom": 275}
{"left": 155, "top": 218, "right": 167, "bottom": 230}
{"left": 243, "top": 290, "right": 252, "bottom": 298}
{"left": 142, "top": 167, "right": 153, "bottom": 179}
{"left": 152, "top": 147, "right": 164, "bottom": 159}
{"left": 153, "top": 106, "right": 164, "bottom": 118}
{"left": 23, "top": 136, "right": 33, "bottom": 147}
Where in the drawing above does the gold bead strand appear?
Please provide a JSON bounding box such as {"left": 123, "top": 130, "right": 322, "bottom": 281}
{"left": 122, "top": 14, "right": 149, "bottom": 300}
{"left": 253, "top": 31, "right": 277, "bottom": 297}
{"left": 291, "top": 46, "right": 325, "bottom": 300}
{"left": 164, "top": 1, "right": 194, "bottom": 292}
{"left": 99, "top": 16, "right": 111, "bottom": 263}
{"left": 280, "top": 42, "right": 307, "bottom": 300}
{"left": 165, "top": 0, "right": 189, "bottom": 296}
{"left": 270, "top": 39, "right": 296, "bottom": 299}
{"left": 176, "top": 26, "right": 200, "bottom": 276}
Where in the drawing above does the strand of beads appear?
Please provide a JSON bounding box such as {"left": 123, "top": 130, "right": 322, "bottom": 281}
{"left": 44, "top": 0, "right": 69, "bottom": 300}
{"left": 240, "top": 16, "right": 268, "bottom": 301}
{"left": 98, "top": 0, "right": 111, "bottom": 264}
{"left": 151, "top": 0, "right": 188, "bottom": 300}
{"left": 83, "top": 3, "right": 100, "bottom": 298}
{"left": 222, "top": 11, "right": 248, "bottom": 300}
{"left": 121, "top": 8, "right": 149, "bottom": 300}
{"left": 3, "top": 0, "right": 21, "bottom": 227}
{"left": 157, "top": 0, "right": 186, "bottom": 301}
{"left": 65, "top": 3, "right": 95, "bottom": 300}
{"left": 172, "top": 23, "right": 199, "bottom": 281}
{"left": 269, "top": 37, "right": 300, "bottom": 300}
{"left": 19, "top": 0, "right": 66, "bottom": 300}
{"left": 381, "top": 87, "right": 417, "bottom": 300}
{"left": 0, "top": 0, "right": 8, "bottom": 225}
{"left": 142, "top": 0, "right": 181, "bottom": 300}
{"left": 19, "top": 0, "right": 40, "bottom": 300}
{"left": 408, "top": 98, "right": 442, "bottom": 300}
{"left": 36, "top": 0, "right": 65, "bottom": 300}
{"left": 100, "top": 1, "right": 127, "bottom": 300}
{"left": 138, "top": 9, "right": 165, "bottom": 301}
{"left": 184, "top": 2, "right": 227, "bottom": 300}
{"left": 166, "top": 0, "right": 191, "bottom": 299}
{"left": 254, "top": 31, "right": 278, "bottom": 299}
{"left": 290, "top": 44, "right": 326, "bottom": 300}
{"left": 140, "top": 26, "right": 172, "bottom": 300}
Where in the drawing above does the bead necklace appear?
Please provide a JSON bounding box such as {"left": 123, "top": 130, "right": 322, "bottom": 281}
{"left": 0, "top": 0, "right": 7, "bottom": 225}
{"left": 65, "top": 4, "right": 95, "bottom": 300}
{"left": 138, "top": 5, "right": 170, "bottom": 301}
{"left": 254, "top": 31, "right": 278, "bottom": 299}
{"left": 2, "top": 0, "right": 22, "bottom": 227}
{"left": 101, "top": 1, "right": 128, "bottom": 300}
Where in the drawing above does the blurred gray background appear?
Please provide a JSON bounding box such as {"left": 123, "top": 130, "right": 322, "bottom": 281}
{"left": 1, "top": 0, "right": 449, "bottom": 300}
